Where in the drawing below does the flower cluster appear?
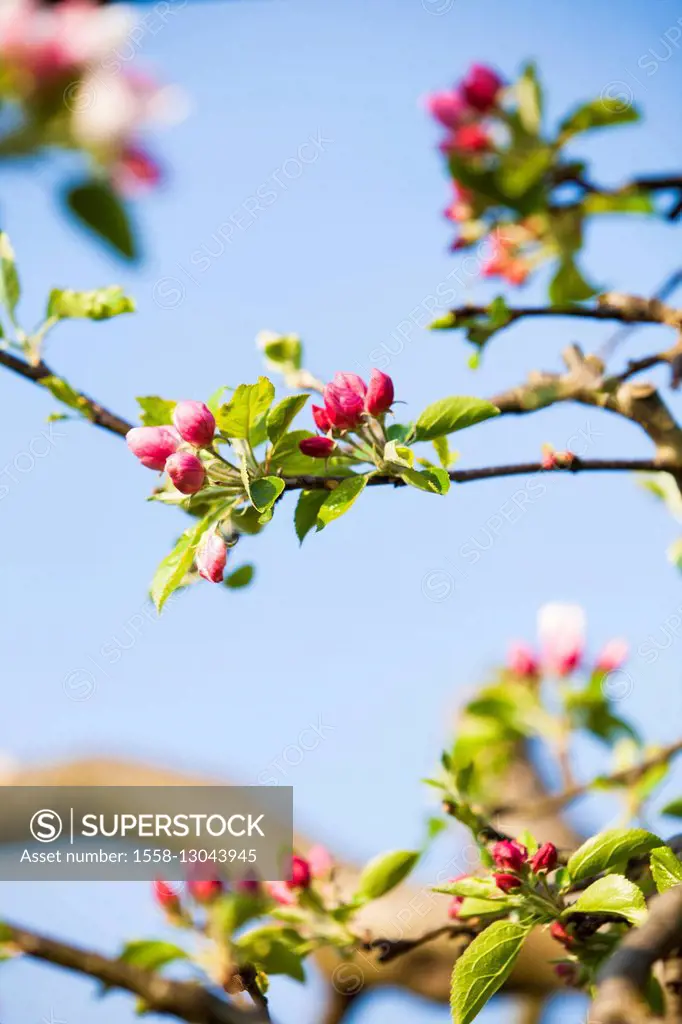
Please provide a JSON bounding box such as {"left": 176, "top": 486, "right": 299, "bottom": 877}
{"left": 506, "top": 603, "right": 628, "bottom": 680}
{"left": 0, "top": 0, "right": 175, "bottom": 194}
{"left": 426, "top": 64, "right": 543, "bottom": 283}
{"left": 127, "top": 401, "right": 230, "bottom": 583}
{"left": 447, "top": 838, "right": 558, "bottom": 920}
{"left": 300, "top": 369, "right": 395, "bottom": 458}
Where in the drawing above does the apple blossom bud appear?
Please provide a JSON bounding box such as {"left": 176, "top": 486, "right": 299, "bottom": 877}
{"left": 307, "top": 845, "right": 333, "bottom": 879}
{"left": 172, "top": 401, "right": 216, "bottom": 447}
{"left": 126, "top": 426, "right": 179, "bottom": 470}
{"left": 529, "top": 842, "right": 558, "bottom": 874}
{"left": 448, "top": 896, "right": 464, "bottom": 919}
{"left": 197, "top": 531, "right": 227, "bottom": 583}
{"left": 153, "top": 879, "right": 180, "bottom": 913}
{"left": 554, "top": 962, "right": 579, "bottom": 986}
{"left": 323, "top": 373, "right": 367, "bottom": 430}
{"left": 493, "top": 872, "right": 522, "bottom": 893}
{"left": 332, "top": 372, "right": 367, "bottom": 398}
{"left": 507, "top": 642, "right": 539, "bottom": 678}
{"left": 286, "top": 855, "right": 311, "bottom": 890}
{"left": 312, "top": 404, "right": 332, "bottom": 433}
{"left": 595, "top": 638, "right": 629, "bottom": 674}
{"left": 491, "top": 839, "right": 527, "bottom": 872}
{"left": 265, "top": 880, "right": 295, "bottom": 905}
{"left": 165, "top": 451, "right": 206, "bottom": 494}
{"left": 365, "top": 369, "right": 395, "bottom": 417}
{"left": 425, "top": 90, "right": 469, "bottom": 129}
{"left": 550, "top": 921, "right": 573, "bottom": 947}
{"left": 538, "top": 603, "right": 585, "bottom": 677}
{"left": 441, "top": 124, "right": 491, "bottom": 155}
{"left": 299, "top": 436, "right": 336, "bottom": 458}
{"left": 188, "top": 878, "right": 223, "bottom": 903}
{"left": 461, "top": 64, "right": 503, "bottom": 112}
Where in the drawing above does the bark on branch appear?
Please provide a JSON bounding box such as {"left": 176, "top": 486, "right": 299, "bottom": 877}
{"left": 589, "top": 886, "right": 682, "bottom": 1024}
{"left": 2, "top": 921, "right": 265, "bottom": 1024}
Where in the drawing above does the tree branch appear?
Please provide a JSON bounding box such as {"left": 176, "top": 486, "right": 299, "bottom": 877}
{"left": 490, "top": 739, "right": 682, "bottom": 820}
{"left": 0, "top": 349, "right": 133, "bottom": 437}
{"left": 2, "top": 921, "right": 264, "bottom": 1024}
{"left": 589, "top": 886, "right": 682, "bottom": 1024}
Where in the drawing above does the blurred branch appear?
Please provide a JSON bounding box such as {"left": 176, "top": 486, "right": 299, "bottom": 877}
{"left": 490, "top": 738, "right": 682, "bottom": 819}
{"left": 3, "top": 921, "right": 264, "bottom": 1024}
{"left": 589, "top": 885, "right": 682, "bottom": 1024}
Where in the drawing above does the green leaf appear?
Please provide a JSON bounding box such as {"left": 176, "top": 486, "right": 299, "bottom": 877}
{"left": 117, "top": 940, "right": 188, "bottom": 972}
{"left": 0, "top": 232, "right": 20, "bottom": 320}
{"left": 386, "top": 423, "right": 413, "bottom": 443}
{"left": 401, "top": 466, "right": 450, "bottom": 495}
{"left": 435, "top": 877, "right": 499, "bottom": 899}
{"left": 355, "top": 850, "right": 420, "bottom": 900}
{"left": 150, "top": 512, "right": 220, "bottom": 612}
{"left": 294, "top": 490, "right": 328, "bottom": 544}
{"left": 65, "top": 181, "right": 137, "bottom": 261}
{"left": 383, "top": 440, "right": 414, "bottom": 469}
{"left": 225, "top": 564, "right": 255, "bottom": 589}
{"left": 516, "top": 62, "right": 543, "bottom": 135}
{"left": 317, "top": 476, "right": 367, "bottom": 529}
{"left": 456, "top": 896, "right": 516, "bottom": 919}
{"left": 650, "top": 846, "right": 682, "bottom": 893}
{"left": 583, "top": 192, "right": 654, "bottom": 215}
{"left": 258, "top": 332, "right": 303, "bottom": 375}
{"left": 567, "top": 874, "right": 647, "bottom": 925}
{"left": 237, "top": 928, "right": 305, "bottom": 982}
{"left": 39, "top": 375, "right": 93, "bottom": 419}
{"left": 498, "top": 147, "right": 553, "bottom": 198}
{"left": 136, "top": 396, "right": 176, "bottom": 427}
{"left": 549, "top": 257, "right": 597, "bottom": 304}
{"left": 567, "top": 828, "right": 661, "bottom": 882}
{"left": 413, "top": 397, "right": 499, "bottom": 442}
{"left": 560, "top": 98, "right": 640, "bottom": 140}
{"left": 662, "top": 798, "right": 682, "bottom": 819}
{"left": 249, "top": 476, "right": 285, "bottom": 514}
{"left": 450, "top": 920, "right": 532, "bottom": 1024}
{"left": 266, "top": 394, "right": 308, "bottom": 444}
{"left": 216, "top": 378, "right": 275, "bottom": 440}
{"left": 47, "top": 286, "right": 135, "bottom": 321}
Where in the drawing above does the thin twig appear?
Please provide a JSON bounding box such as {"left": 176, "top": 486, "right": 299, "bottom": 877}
{"left": 361, "top": 923, "right": 477, "bottom": 964}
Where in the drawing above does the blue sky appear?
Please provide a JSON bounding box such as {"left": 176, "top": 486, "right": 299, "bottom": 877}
{"left": 1, "top": 0, "right": 682, "bottom": 1021}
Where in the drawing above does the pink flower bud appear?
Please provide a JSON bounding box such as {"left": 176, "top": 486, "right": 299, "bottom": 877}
{"left": 595, "top": 638, "right": 629, "bottom": 674}
{"left": 126, "top": 426, "right": 179, "bottom": 470}
{"left": 529, "top": 842, "right": 558, "bottom": 874}
{"left": 554, "top": 962, "right": 579, "bottom": 986}
{"left": 550, "top": 921, "right": 573, "bottom": 947}
{"left": 237, "top": 878, "right": 260, "bottom": 895}
{"left": 460, "top": 64, "right": 503, "bottom": 112}
{"left": 196, "top": 531, "right": 228, "bottom": 583}
{"left": 188, "top": 878, "right": 223, "bottom": 903}
{"left": 425, "top": 90, "right": 469, "bottom": 129}
{"left": 332, "top": 372, "right": 367, "bottom": 398}
{"left": 299, "top": 436, "right": 336, "bottom": 458}
{"left": 492, "top": 839, "right": 527, "bottom": 872}
{"left": 365, "top": 369, "right": 395, "bottom": 417}
{"left": 493, "top": 872, "right": 522, "bottom": 893}
{"left": 323, "top": 373, "right": 367, "bottom": 430}
{"left": 287, "top": 855, "right": 312, "bottom": 890}
{"left": 307, "top": 845, "right": 333, "bottom": 879}
{"left": 507, "top": 642, "right": 539, "bottom": 678}
{"left": 441, "top": 124, "right": 491, "bottom": 154}
{"left": 448, "top": 896, "right": 464, "bottom": 919}
{"left": 153, "top": 879, "right": 180, "bottom": 912}
{"left": 312, "top": 404, "right": 332, "bottom": 433}
{"left": 538, "top": 603, "right": 585, "bottom": 677}
{"left": 172, "top": 401, "right": 216, "bottom": 447}
{"left": 165, "top": 451, "right": 206, "bottom": 494}
{"left": 265, "top": 880, "right": 296, "bottom": 906}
